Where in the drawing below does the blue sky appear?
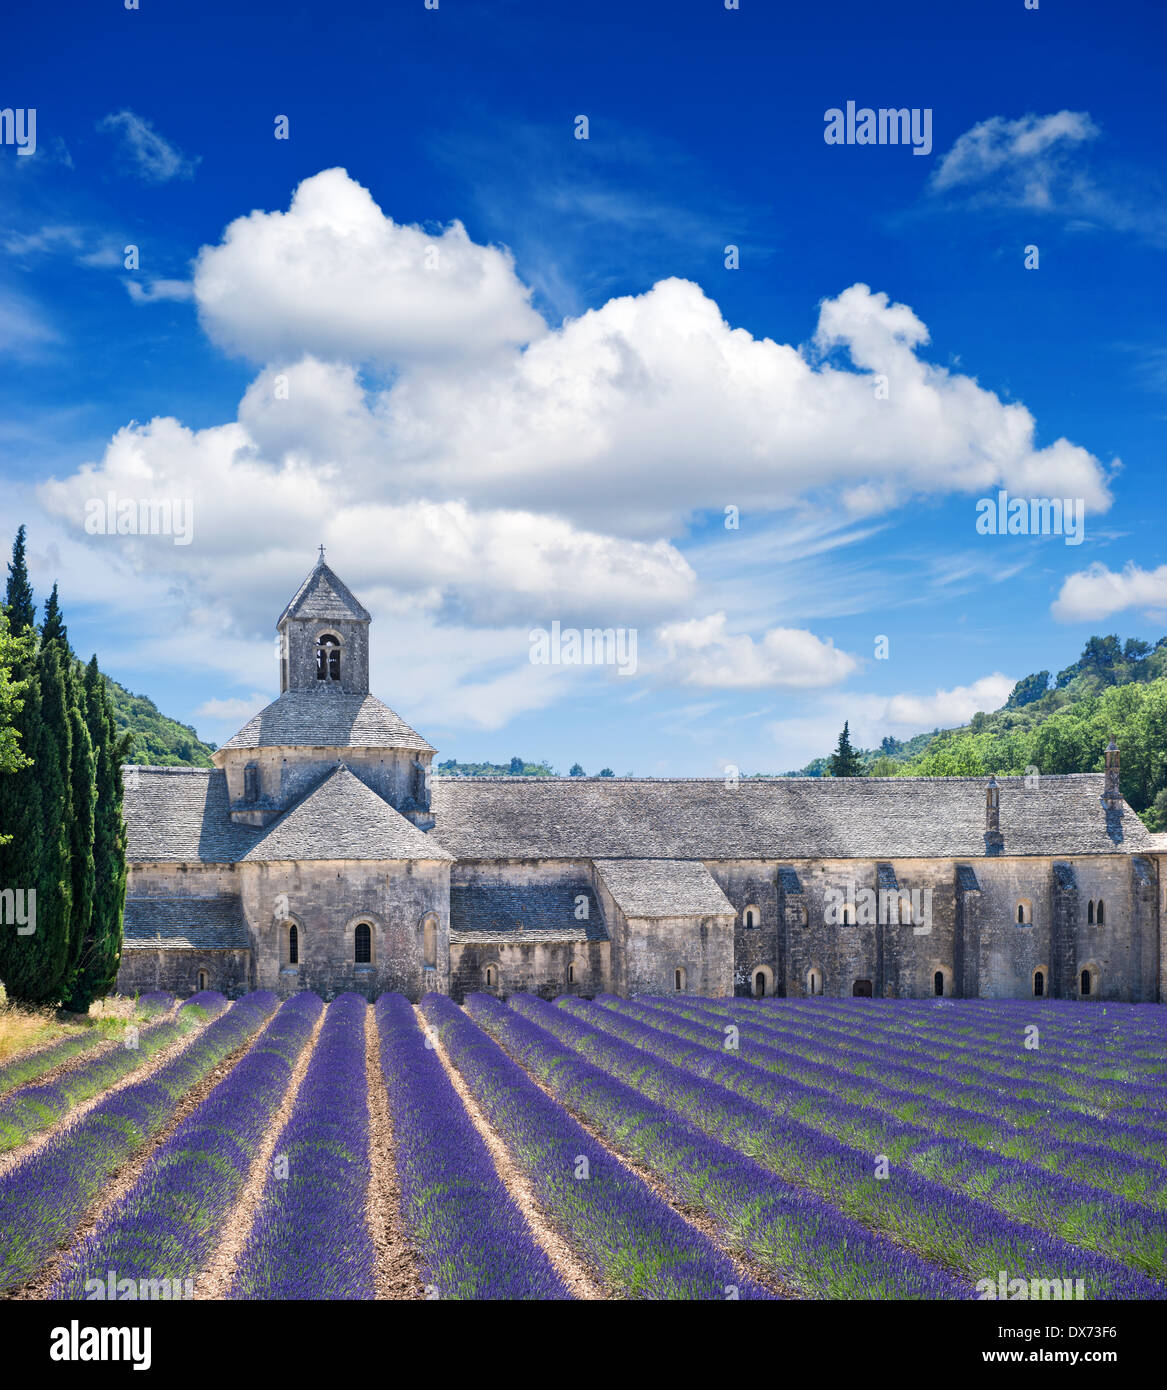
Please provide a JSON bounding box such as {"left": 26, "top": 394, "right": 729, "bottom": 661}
{"left": 1, "top": 0, "right": 1164, "bottom": 774}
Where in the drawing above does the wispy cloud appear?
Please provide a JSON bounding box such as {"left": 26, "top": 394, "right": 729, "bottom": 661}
{"left": 97, "top": 110, "right": 198, "bottom": 183}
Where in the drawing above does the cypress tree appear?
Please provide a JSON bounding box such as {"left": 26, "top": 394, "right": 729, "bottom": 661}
{"left": 0, "top": 530, "right": 42, "bottom": 997}
{"left": 19, "top": 638, "right": 74, "bottom": 1003}
{"left": 829, "top": 721, "right": 863, "bottom": 778}
{"left": 63, "top": 659, "right": 126, "bottom": 1010}
{"left": 5, "top": 525, "right": 35, "bottom": 637}
{"left": 40, "top": 588, "right": 95, "bottom": 1007}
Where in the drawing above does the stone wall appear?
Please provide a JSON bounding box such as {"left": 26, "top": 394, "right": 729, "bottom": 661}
{"left": 449, "top": 939, "right": 609, "bottom": 1003}
{"left": 117, "top": 947, "right": 250, "bottom": 998}
{"left": 239, "top": 857, "right": 450, "bottom": 1001}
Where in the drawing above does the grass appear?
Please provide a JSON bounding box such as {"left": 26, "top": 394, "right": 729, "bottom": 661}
{"left": 0, "top": 987, "right": 146, "bottom": 1065}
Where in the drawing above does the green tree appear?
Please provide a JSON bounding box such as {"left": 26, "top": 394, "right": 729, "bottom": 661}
{"left": 569, "top": 763, "right": 584, "bottom": 776}
{"left": 4, "top": 524, "right": 35, "bottom": 637}
{"left": 1005, "top": 671, "right": 1051, "bottom": 709}
{"left": 598, "top": 767, "right": 614, "bottom": 777}
{"left": 828, "top": 722, "right": 862, "bottom": 777}
{"left": 63, "top": 657, "right": 126, "bottom": 1011}
{"left": 0, "top": 608, "right": 31, "bottom": 785}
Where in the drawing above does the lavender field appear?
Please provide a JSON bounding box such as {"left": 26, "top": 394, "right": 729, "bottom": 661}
{"left": 0, "top": 994, "right": 1163, "bottom": 1301}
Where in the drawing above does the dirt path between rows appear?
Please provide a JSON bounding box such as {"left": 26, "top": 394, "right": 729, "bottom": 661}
{"left": 488, "top": 1020, "right": 793, "bottom": 1299}
{"left": 193, "top": 1005, "right": 327, "bottom": 1300}
{"left": 7, "top": 1014, "right": 272, "bottom": 1301}
{"left": 419, "top": 1006, "right": 601, "bottom": 1301}
{"left": 364, "top": 1007, "right": 424, "bottom": 1300}
{"left": 0, "top": 1011, "right": 214, "bottom": 1183}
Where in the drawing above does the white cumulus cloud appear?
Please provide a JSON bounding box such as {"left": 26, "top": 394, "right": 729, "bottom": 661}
{"left": 1051, "top": 562, "right": 1167, "bottom": 622}
{"left": 656, "top": 612, "right": 859, "bottom": 689}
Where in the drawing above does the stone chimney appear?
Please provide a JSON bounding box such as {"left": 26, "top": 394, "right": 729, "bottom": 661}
{"left": 984, "top": 776, "right": 1004, "bottom": 855}
{"left": 1102, "top": 735, "right": 1123, "bottom": 811}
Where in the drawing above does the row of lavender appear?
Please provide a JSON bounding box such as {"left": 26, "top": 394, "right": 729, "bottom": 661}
{"left": 0, "top": 992, "right": 212, "bottom": 1153}
{"left": 0, "top": 991, "right": 276, "bottom": 1292}
{"left": 51, "top": 993, "right": 322, "bottom": 1299}
{"left": 375, "top": 992, "right": 568, "bottom": 1298}
{"left": 419, "top": 993, "right": 769, "bottom": 1299}
{"left": 662, "top": 994, "right": 1167, "bottom": 1177}
{"left": 0, "top": 993, "right": 174, "bottom": 1102}
{"left": 465, "top": 992, "right": 965, "bottom": 1299}
{"left": 605, "top": 996, "right": 1167, "bottom": 1275}
{"left": 519, "top": 994, "right": 1163, "bottom": 1298}
{"left": 229, "top": 993, "right": 375, "bottom": 1299}
{"left": 754, "top": 997, "right": 1167, "bottom": 1118}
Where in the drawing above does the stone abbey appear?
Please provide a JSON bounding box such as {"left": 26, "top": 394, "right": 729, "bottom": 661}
{"left": 117, "top": 556, "right": 1167, "bottom": 1004}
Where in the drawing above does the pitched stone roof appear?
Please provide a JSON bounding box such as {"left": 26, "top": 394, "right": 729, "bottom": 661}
{"left": 240, "top": 764, "right": 452, "bottom": 863}
{"left": 122, "top": 895, "right": 251, "bottom": 949}
{"left": 450, "top": 882, "right": 605, "bottom": 941}
{"left": 277, "top": 559, "right": 370, "bottom": 626}
{"left": 430, "top": 773, "right": 1151, "bottom": 860}
{"left": 124, "top": 767, "right": 261, "bottom": 863}
{"left": 594, "top": 860, "right": 735, "bottom": 919}
{"left": 217, "top": 690, "right": 434, "bottom": 754}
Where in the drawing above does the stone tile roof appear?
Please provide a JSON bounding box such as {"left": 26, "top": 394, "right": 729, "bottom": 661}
{"left": 122, "top": 895, "right": 251, "bottom": 949}
{"left": 217, "top": 690, "right": 434, "bottom": 754}
{"left": 430, "top": 773, "right": 1150, "bottom": 861}
{"left": 240, "top": 765, "right": 453, "bottom": 863}
{"left": 1146, "top": 833, "right": 1167, "bottom": 854}
{"left": 277, "top": 559, "right": 370, "bottom": 626}
{"left": 124, "top": 767, "right": 261, "bottom": 863}
{"left": 449, "top": 927, "right": 593, "bottom": 945}
{"left": 593, "top": 859, "right": 735, "bottom": 919}
{"left": 450, "top": 882, "right": 605, "bottom": 940}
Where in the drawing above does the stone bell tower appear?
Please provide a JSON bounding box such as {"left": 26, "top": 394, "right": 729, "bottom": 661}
{"left": 277, "top": 547, "right": 371, "bottom": 696}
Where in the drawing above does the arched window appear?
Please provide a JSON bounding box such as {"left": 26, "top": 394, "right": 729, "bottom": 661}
{"left": 933, "top": 970, "right": 944, "bottom": 997}
{"left": 196, "top": 970, "right": 209, "bottom": 992}
{"left": 753, "top": 970, "right": 767, "bottom": 998}
{"left": 316, "top": 632, "right": 341, "bottom": 682}
{"left": 743, "top": 905, "right": 759, "bottom": 930}
{"left": 806, "top": 968, "right": 822, "bottom": 996}
{"left": 288, "top": 922, "right": 298, "bottom": 966}
{"left": 567, "top": 963, "right": 575, "bottom": 984}
{"left": 674, "top": 966, "right": 686, "bottom": 992}
{"left": 354, "top": 922, "right": 372, "bottom": 964}
{"left": 1087, "top": 899, "right": 1095, "bottom": 925}
{"left": 485, "top": 964, "right": 497, "bottom": 989}
{"left": 841, "top": 906, "right": 853, "bottom": 926}
{"left": 422, "top": 914, "right": 437, "bottom": 968}
{"left": 1016, "top": 900, "right": 1032, "bottom": 925}
{"left": 1096, "top": 899, "right": 1104, "bottom": 926}
{"left": 1080, "top": 969, "right": 1092, "bottom": 996}
{"left": 1033, "top": 970, "right": 1044, "bottom": 997}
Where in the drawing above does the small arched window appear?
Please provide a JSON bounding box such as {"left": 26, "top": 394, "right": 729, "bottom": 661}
{"left": 1016, "top": 900, "right": 1032, "bottom": 925}
{"left": 753, "top": 970, "right": 767, "bottom": 998}
{"left": 288, "top": 922, "right": 298, "bottom": 966}
{"left": 354, "top": 922, "right": 372, "bottom": 964}
{"left": 807, "top": 968, "right": 822, "bottom": 996}
{"left": 1033, "top": 970, "right": 1044, "bottom": 997}
{"left": 933, "top": 970, "right": 944, "bottom": 997}
{"left": 567, "top": 963, "right": 575, "bottom": 984}
{"left": 743, "top": 906, "right": 759, "bottom": 930}
{"left": 674, "top": 967, "right": 686, "bottom": 992}
{"left": 1087, "top": 899, "right": 1095, "bottom": 925}
{"left": 316, "top": 632, "right": 341, "bottom": 682}
{"left": 1080, "top": 968, "right": 1092, "bottom": 996}
{"left": 1096, "top": 899, "right": 1105, "bottom": 926}
{"left": 841, "top": 906, "right": 853, "bottom": 926}
{"left": 485, "top": 964, "right": 497, "bottom": 988}
{"left": 196, "top": 970, "right": 209, "bottom": 992}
